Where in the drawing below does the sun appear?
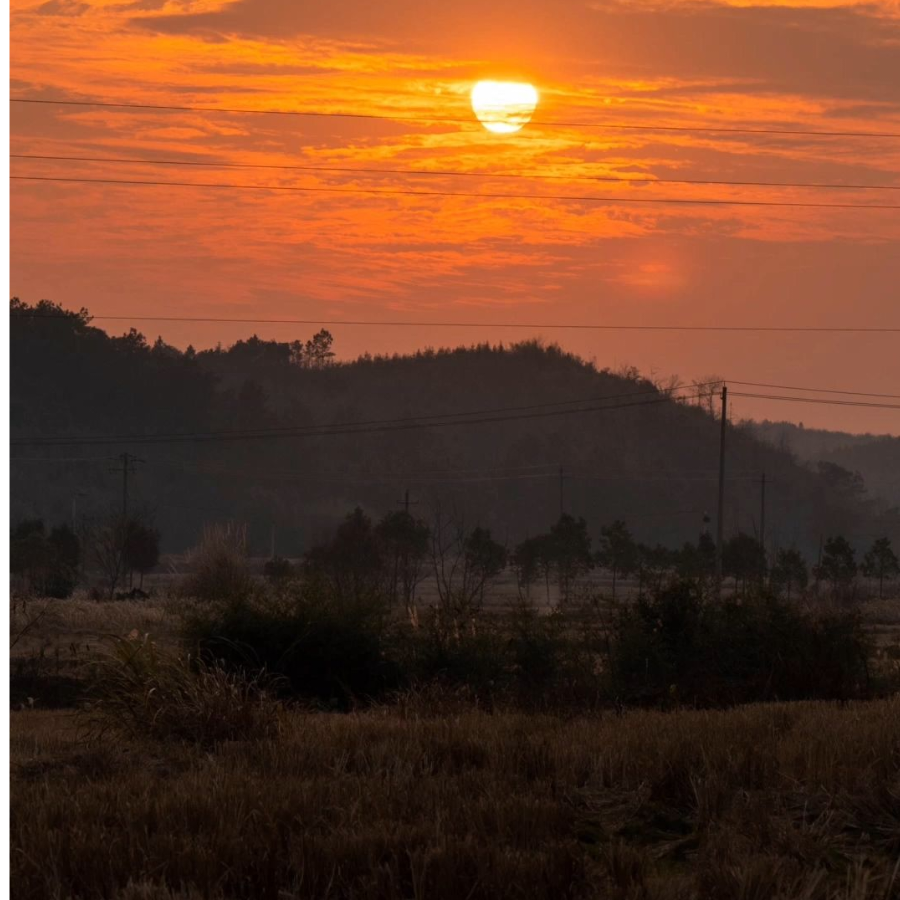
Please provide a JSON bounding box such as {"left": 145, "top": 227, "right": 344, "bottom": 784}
{"left": 470, "top": 81, "right": 539, "bottom": 134}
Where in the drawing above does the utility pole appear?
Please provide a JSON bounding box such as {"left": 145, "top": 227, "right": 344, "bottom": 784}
{"left": 71, "top": 489, "right": 87, "bottom": 532}
{"left": 110, "top": 452, "right": 142, "bottom": 519}
{"left": 398, "top": 489, "right": 417, "bottom": 516}
{"left": 559, "top": 465, "right": 564, "bottom": 519}
{"left": 759, "top": 471, "right": 768, "bottom": 582}
{"left": 270, "top": 524, "right": 276, "bottom": 560}
{"left": 715, "top": 385, "right": 728, "bottom": 593}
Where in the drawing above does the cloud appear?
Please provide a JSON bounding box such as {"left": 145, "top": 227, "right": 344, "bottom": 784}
{"left": 127, "top": 0, "right": 900, "bottom": 102}
{"left": 33, "top": 0, "right": 89, "bottom": 15}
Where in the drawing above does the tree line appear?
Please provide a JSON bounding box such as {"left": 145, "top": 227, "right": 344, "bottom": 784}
{"left": 10, "top": 514, "right": 160, "bottom": 599}
{"left": 266, "top": 507, "right": 900, "bottom": 605}
{"left": 11, "top": 501, "right": 899, "bottom": 603}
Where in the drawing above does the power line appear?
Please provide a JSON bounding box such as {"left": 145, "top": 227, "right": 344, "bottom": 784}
{"left": 731, "top": 392, "right": 900, "bottom": 410}
{"left": 13, "top": 451, "right": 759, "bottom": 488}
{"left": 12, "top": 174, "right": 900, "bottom": 210}
{"left": 12, "top": 312, "right": 900, "bottom": 334}
{"left": 14, "top": 387, "right": 896, "bottom": 450}
{"left": 9, "top": 393, "right": 685, "bottom": 447}
{"left": 8, "top": 455, "right": 116, "bottom": 462}
{"left": 11, "top": 381, "right": 700, "bottom": 447}
{"left": 11, "top": 97, "right": 900, "bottom": 140}
{"left": 730, "top": 380, "right": 900, "bottom": 400}
{"left": 12, "top": 152, "right": 900, "bottom": 193}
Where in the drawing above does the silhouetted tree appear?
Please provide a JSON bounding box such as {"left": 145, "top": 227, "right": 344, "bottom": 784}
{"left": 90, "top": 513, "right": 131, "bottom": 599}
{"left": 596, "top": 520, "right": 637, "bottom": 599}
{"left": 463, "top": 526, "right": 508, "bottom": 607}
{"left": 299, "top": 329, "right": 335, "bottom": 369}
{"left": 722, "top": 532, "right": 766, "bottom": 593}
{"left": 512, "top": 534, "right": 559, "bottom": 603}
{"left": 676, "top": 533, "right": 716, "bottom": 587}
{"left": 862, "top": 537, "right": 899, "bottom": 599}
{"left": 545, "top": 515, "right": 593, "bottom": 603}
{"left": 636, "top": 543, "right": 672, "bottom": 595}
{"left": 376, "top": 510, "right": 430, "bottom": 610}
{"left": 49, "top": 523, "right": 80, "bottom": 571}
{"left": 770, "top": 547, "right": 808, "bottom": 599}
{"left": 123, "top": 519, "right": 161, "bottom": 590}
{"left": 305, "top": 507, "right": 386, "bottom": 605}
{"left": 511, "top": 535, "right": 541, "bottom": 600}
{"left": 816, "top": 535, "right": 857, "bottom": 596}
{"left": 10, "top": 520, "right": 80, "bottom": 598}
{"left": 429, "top": 508, "right": 505, "bottom": 613}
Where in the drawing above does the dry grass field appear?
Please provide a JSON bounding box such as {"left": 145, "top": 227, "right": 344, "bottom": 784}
{"left": 9, "top": 594, "right": 900, "bottom": 899}
{"left": 10, "top": 699, "right": 900, "bottom": 900}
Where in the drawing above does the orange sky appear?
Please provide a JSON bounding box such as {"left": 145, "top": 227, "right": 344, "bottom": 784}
{"left": 10, "top": 0, "right": 900, "bottom": 434}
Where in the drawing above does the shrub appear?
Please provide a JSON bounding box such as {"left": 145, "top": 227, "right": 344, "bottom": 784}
{"left": 610, "top": 581, "right": 871, "bottom": 706}
{"left": 183, "top": 588, "right": 401, "bottom": 708}
{"left": 180, "top": 523, "right": 255, "bottom": 602}
{"left": 263, "top": 555, "right": 294, "bottom": 584}
{"left": 84, "top": 633, "right": 280, "bottom": 746}
{"left": 406, "top": 609, "right": 509, "bottom": 704}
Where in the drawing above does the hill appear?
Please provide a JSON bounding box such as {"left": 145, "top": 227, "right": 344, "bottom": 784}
{"left": 748, "top": 421, "right": 900, "bottom": 508}
{"left": 10, "top": 299, "right": 899, "bottom": 557}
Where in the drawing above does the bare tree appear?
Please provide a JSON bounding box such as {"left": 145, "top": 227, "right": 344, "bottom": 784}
{"left": 693, "top": 375, "right": 725, "bottom": 417}
{"left": 429, "top": 503, "right": 506, "bottom": 616}
{"left": 89, "top": 512, "right": 130, "bottom": 599}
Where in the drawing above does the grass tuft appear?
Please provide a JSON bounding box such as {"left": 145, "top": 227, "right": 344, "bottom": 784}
{"left": 82, "top": 633, "right": 281, "bottom": 747}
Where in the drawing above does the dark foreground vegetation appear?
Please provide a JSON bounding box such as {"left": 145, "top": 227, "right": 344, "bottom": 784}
{"left": 11, "top": 700, "right": 900, "bottom": 900}
{"left": 12, "top": 506, "right": 899, "bottom": 715}
{"left": 178, "top": 582, "right": 878, "bottom": 712}
{"left": 11, "top": 518, "right": 900, "bottom": 898}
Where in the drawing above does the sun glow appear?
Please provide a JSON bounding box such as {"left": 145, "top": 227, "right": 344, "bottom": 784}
{"left": 470, "top": 81, "right": 539, "bottom": 134}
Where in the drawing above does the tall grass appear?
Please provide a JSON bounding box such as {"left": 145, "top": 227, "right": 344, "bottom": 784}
{"left": 83, "top": 633, "right": 280, "bottom": 746}
{"left": 179, "top": 522, "right": 254, "bottom": 602}
{"left": 11, "top": 699, "right": 900, "bottom": 899}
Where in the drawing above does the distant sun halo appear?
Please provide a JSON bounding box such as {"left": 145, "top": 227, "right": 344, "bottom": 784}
{"left": 470, "top": 81, "right": 539, "bottom": 134}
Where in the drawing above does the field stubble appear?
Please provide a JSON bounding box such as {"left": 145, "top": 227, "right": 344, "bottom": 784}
{"left": 9, "top": 593, "right": 900, "bottom": 899}
{"left": 10, "top": 699, "right": 900, "bottom": 900}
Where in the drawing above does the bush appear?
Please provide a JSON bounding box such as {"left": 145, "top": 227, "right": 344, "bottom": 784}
{"left": 180, "top": 523, "right": 255, "bottom": 602}
{"left": 183, "top": 589, "right": 401, "bottom": 708}
{"left": 263, "top": 555, "right": 294, "bottom": 584}
{"left": 84, "top": 634, "right": 280, "bottom": 746}
{"left": 405, "top": 609, "right": 509, "bottom": 704}
{"left": 610, "top": 581, "right": 871, "bottom": 706}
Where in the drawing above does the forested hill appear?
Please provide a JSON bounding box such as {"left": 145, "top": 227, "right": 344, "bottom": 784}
{"left": 10, "top": 299, "right": 899, "bottom": 556}
{"left": 748, "top": 421, "right": 900, "bottom": 509}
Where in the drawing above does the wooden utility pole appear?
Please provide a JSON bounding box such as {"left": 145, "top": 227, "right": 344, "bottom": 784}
{"left": 715, "top": 385, "right": 728, "bottom": 592}
{"left": 559, "top": 465, "right": 564, "bottom": 518}
{"left": 760, "top": 472, "right": 766, "bottom": 547}
{"left": 110, "top": 452, "right": 142, "bottom": 519}
{"left": 760, "top": 471, "right": 767, "bottom": 573}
